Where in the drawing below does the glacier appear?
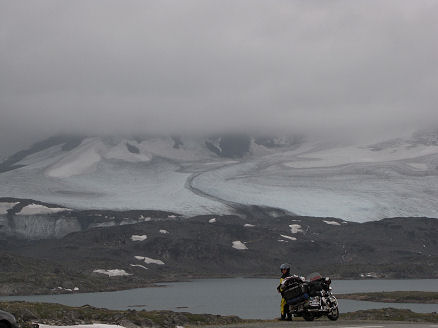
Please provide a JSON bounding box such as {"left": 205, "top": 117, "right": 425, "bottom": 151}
{"left": 0, "top": 133, "right": 438, "bottom": 222}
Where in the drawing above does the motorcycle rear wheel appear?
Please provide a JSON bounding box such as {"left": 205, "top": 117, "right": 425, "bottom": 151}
{"left": 327, "top": 307, "right": 339, "bottom": 321}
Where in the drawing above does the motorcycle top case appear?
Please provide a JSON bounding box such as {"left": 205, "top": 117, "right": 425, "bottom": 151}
{"left": 308, "top": 278, "right": 329, "bottom": 297}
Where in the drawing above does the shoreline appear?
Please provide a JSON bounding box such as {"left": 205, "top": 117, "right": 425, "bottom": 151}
{"left": 3, "top": 275, "right": 438, "bottom": 298}
{"left": 3, "top": 275, "right": 438, "bottom": 297}
{"left": 338, "top": 291, "right": 438, "bottom": 304}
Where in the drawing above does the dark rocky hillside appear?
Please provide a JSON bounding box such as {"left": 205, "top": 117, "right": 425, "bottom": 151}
{"left": 0, "top": 205, "right": 437, "bottom": 296}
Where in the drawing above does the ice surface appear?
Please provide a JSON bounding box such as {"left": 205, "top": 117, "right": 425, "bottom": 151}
{"left": 10, "top": 215, "right": 81, "bottom": 239}
{"left": 232, "top": 241, "right": 248, "bottom": 250}
{"left": 406, "top": 162, "right": 428, "bottom": 170}
{"left": 191, "top": 139, "right": 438, "bottom": 222}
{"left": 284, "top": 142, "right": 438, "bottom": 168}
{"left": 0, "top": 155, "right": 229, "bottom": 216}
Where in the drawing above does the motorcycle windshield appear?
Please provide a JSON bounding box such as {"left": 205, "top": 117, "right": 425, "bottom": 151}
{"left": 307, "top": 272, "right": 323, "bottom": 281}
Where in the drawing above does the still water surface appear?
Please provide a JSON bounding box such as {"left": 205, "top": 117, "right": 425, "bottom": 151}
{"left": 1, "top": 278, "right": 437, "bottom": 319}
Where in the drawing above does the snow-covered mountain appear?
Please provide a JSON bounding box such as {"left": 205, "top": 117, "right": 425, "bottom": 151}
{"left": 1, "top": 131, "right": 438, "bottom": 222}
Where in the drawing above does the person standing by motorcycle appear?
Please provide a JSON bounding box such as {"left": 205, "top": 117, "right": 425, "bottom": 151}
{"left": 277, "top": 263, "right": 292, "bottom": 321}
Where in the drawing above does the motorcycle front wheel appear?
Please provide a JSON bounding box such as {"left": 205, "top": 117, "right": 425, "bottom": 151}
{"left": 327, "top": 307, "right": 339, "bottom": 321}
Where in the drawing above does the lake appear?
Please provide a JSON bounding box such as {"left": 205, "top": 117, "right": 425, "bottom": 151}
{"left": 1, "top": 278, "right": 437, "bottom": 319}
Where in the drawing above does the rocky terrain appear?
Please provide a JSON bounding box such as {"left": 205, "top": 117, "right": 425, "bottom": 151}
{"left": 0, "top": 301, "right": 244, "bottom": 328}
{"left": 340, "top": 308, "right": 438, "bottom": 323}
{"left": 0, "top": 199, "right": 437, "bottom": 296}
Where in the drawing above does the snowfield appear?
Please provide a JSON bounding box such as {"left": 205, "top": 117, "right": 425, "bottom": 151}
{"left": 1, "top": 133, "right": 438, "bottom": 222}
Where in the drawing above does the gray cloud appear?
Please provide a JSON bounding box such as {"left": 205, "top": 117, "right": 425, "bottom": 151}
{"left": 1, "top": 0, "right": 438, "bottom": 156}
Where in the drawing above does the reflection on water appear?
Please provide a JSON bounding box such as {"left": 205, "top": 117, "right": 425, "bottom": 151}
{"left": 1, "top": 278, "right": 437, "bottom": 319}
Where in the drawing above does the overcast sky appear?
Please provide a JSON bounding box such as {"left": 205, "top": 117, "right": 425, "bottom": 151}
{"left": 1, "top": 0, "right": 438, "bottom": 157}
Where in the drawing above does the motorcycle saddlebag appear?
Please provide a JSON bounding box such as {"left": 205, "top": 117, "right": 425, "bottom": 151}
{"left": 285, "top": 293, "right": 309, "bottom": 306}
{"left": 282, "top": 284, "right": 307, "bottom": 300}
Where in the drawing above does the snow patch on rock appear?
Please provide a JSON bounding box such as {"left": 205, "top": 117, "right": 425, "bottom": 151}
{"left": 323, "top": 220, "right": 341, "bottom": 226}
{"left": 208, "top": 218, "right": 216, "bottom": 223}
{"left": 289, "top": 224, "right": 303, "bottom": 234}
{"left": 159, "top": 229, "right": 169, "bottom": 234}
{"left": 93, "top": 269, "right": 131, "bottom": 277}
{"left": 131, "top": 234, "right": 147, "bottom": 241}
{"left": 130, "top": 264, "right": 148, "bottom": 270}
{"left": 135, "top": 256, "right": 165, "bottom": 265}
{"left": 280, "top": 234, "right": 297, "bottom": 241}
{"left": 232, "top": 241, "right": 248, "bottom": 250}
{"left": 244, "top": 224, "right": 255, "bottom": 227}
{"left": 139, "top": 215, "right": 151, "bottom": 222}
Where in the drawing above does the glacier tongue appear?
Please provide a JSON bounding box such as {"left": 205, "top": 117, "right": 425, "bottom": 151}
{"left": 7, "top": 215, "right": 82, "bottom": 239}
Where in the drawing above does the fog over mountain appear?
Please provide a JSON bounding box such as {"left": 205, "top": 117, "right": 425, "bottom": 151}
{"left": 1, "top": 1, "right": 438, "bottom": 158}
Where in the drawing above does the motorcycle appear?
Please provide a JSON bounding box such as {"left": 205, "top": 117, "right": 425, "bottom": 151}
{"left": 280, "top": 272, "right": 339, "bottom": 321}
